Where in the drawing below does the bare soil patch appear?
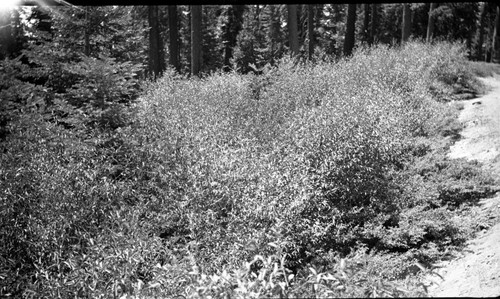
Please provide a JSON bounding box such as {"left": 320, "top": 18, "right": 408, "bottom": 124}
{"left": 425, "top": 75, "right": 500, "bottom": 297}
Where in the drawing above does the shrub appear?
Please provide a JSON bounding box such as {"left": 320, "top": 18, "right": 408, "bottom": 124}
{"left": 1, "top": 41, "right": 493, "bottom": 297}
{"left": 129, "top": 41, "right": 489, "bottom": 276}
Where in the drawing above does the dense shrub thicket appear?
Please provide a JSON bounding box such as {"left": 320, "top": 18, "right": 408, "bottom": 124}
{"left": 0, "top": 41, "right": 497, "bottom": 298}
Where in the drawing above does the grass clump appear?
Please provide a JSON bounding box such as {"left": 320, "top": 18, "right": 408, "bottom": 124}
{"left": 1, "top": 41, "right": 496, "bottom": 298}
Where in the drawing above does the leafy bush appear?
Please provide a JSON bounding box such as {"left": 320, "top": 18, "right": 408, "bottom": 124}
{"left": 1, "top": 41, "right": 495, "bottom": 297}
{"left": 132, "top": 41, "right": 491, "bottom": 273}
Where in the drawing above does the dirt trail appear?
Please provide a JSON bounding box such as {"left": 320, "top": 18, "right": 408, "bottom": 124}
{"left": 425, "top": 75, "right": 500, "bottom": 297}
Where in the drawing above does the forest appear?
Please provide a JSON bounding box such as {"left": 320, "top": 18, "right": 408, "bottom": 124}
{"left": 1, "top": 2, "right": 500, "bottom": 298}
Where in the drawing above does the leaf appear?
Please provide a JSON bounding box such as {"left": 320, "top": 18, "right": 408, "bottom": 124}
{"left": 339, "top": 258, "right": 347, "bottom": 270}
{"left": 136, "top": 279, "right": 144, "bottom": 291}
{"left": 414, "top": 262, "right": 427, "bottom": 272}
{"left": 429, "top": 270, "right": 444, "bottom": 280}
{"left": 147, "top": 282, "right": 161, "bottom": 289}
{"left": 322, "top": 273, "right": 338, "bottom": 281}
{"left": 248, "top": 63, "right": 259, "bottom": 72}
{"left": 268, "top": 242, "right": 278, "bottom": 248}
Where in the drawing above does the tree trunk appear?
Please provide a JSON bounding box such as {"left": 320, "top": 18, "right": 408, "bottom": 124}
{"left": 269, "top": 5, "right": 279, "bottom": 65}
{"left": 426, "top": 3, "right": 437, "bottom": 43}
{"left": 362, "top": 4, "right": 370, "bottom": 44}
{"left": 402, "top": 3, "right": 411, "bottom": 43}
{"left": 476, "top": 2, "right": 488, "bottom": 61}
{"left": 84, "top": 7, "right": 90, "bottom": 56}
{"left": 493, "top": 4, "right": 500, "bottom": 63}
{"left": 343, "top": 4, "right": 357, "bottom": 56}
{"left": 298, "top": 5, "right": 307, "bottom": 46}
{"left": 168, "top": 5, "right": 180, "bottom": 73}
{"left": 308, "top": 4, "right": 314, "bottom": 60}
{"left": 486, "top": 7, "right": 493, "bottom": 62}
{"left": 287, "top": 4, "right": 299, "bottom": 57}
{"left": 191, "top": 5, "right": 202, "bottom": 76}
{"left": 0, "top": 9, "right": 13, "bottom": 59}
{"left": 11, "top": 8, "right": 20, "bottom": 55}
{"left": 148, "top": 6, "right": 163, "bottom": 79}
{"left": 369, "top": 3, "right": 378, "bottom": 45}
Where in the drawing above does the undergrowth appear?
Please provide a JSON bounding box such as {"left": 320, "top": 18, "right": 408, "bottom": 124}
{"left": 467, "top": 61, "right": 500, "bottom": 78}
{"left": 1, "top": 41, "right": 497, "bottom": 298}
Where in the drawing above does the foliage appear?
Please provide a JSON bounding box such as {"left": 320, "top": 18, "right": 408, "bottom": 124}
{"left": 467, "top": 61, "right": 500, "bottom": 78}
{"left": 2, "top": 3, "right": 497, "bottom": 296}
{"left": 431, "top": 3, "right": 478, "bottom": 43}
{"left": 0, "top": 6, "right": 144, "bottom": 136}
{"left": 200, "top": 6, "right": 225, "bottom": 73}
{"left": 1, "top": 41, "right": 496, "bottom": 298}
{"left": 232, "top": 5, "right": 288, "bottom": 73}
{"left": 44, "top": 6, "right": 148, "bottom": 64}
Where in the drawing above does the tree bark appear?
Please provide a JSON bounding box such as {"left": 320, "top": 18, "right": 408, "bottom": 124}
{"left": 269, "top": 5, "right": 279, "bottom": 65}
{"left": 486, "top": 14, "right": 493, "bottom": 62}
{"left": 402, "top": 3, "right": 411, "bottom": 43}
{"left": 493, "top": 4, "right": 500, "bottom": 63}
{"left": 308, "top": 4, "right": 314, "bottom": 60}
{"left": 168, "top": 5, "right": 180, "bottom": 73}
{"left": 287, "top": 4, "right": 299, "bottom": 57}
{"left": 369, "top": 3, "right": 378, "bottom": 45}
{"left": 298, "top": 5, "right": 307, "bottom": 45}
{"left": 362, "top": 4, "right": 370, "bottom": 44}
{"left": 344, "top": 4, "right": 357, "bottom": 56}
{"left": 84, "top": 7, "right": 90, "bottom": 56}
{"left": 475, "top": 2, "right": 488, "bottom": 61}
{"left": 426, "top": 3, "right": 437, "bottom": 43}
{"left": 191, "top": 5, "right": 202, "bottom": 76}
{"left": 148, "top": 6, "right": 163, "bottom": 79}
